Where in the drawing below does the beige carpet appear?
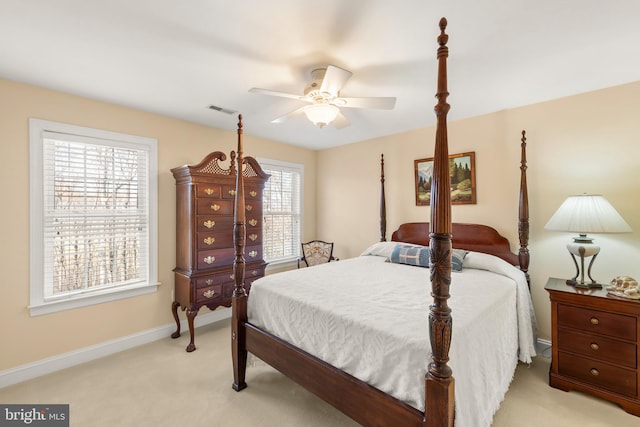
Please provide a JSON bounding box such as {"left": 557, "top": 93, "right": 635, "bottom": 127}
{"left": 1, "top": 320, "right": 638, "bottom": 426}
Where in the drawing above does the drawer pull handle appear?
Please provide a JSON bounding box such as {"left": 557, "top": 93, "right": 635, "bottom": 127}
{"left": 203, "top": 256, "right": 215, "bottom": 264}
{"left": 246, "top": 204, "right": 253, "bottom": 211}
{"left": 590, "top": 343, "right": 599, "bottom": 351}
{"left": 248, "top": 233, "right": 258, "bottom": 241}
{"left": 211, "top": 203, "right": 221, "bottom": 211}
{"left": 590, "top": 317, "right": 599, "bottom": 325}
{"left": 248, "top": 250, "right": 258, "bottom": 258}
{"left": 251, "top": 270, "right": 258, "bottom": 276}
{"left": 590, "top": 368, "right": 599, "bottom": 377}
{"left": 250, "top": 190, "right": 257, "bottom": 197}
{"left": 203, "top": 289, "right": 216, "bottom": 298}
{"left": 204, "top": 188, "right": 215, "bottom": 195}
{"left": 248, "top": 219, "right": 258, "bottom": 226}
{"left": 203, "top": 220, "right": 216, "bottom": 229}
{"left": 203, "top": 237, "right": 216, "bottom": 245}
{"left": 228, "top": 189, "right": 236, "bottom": 196}
{"left": 205, "top": 279, "right": 213, "bottom": 285}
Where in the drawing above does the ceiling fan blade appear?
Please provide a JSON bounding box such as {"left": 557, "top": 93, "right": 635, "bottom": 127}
{"left": 319, "top": 65, "right": 353, "bottom": 97}
{"left": 271, "top": 107, "right": 305, "bottom": 124}
{"left": 337, "top": 97, "right": 397, "bottom": 110}
{"left": 249, "top": 87, "right": 306, "bottom": 101}
{"left": 332, "top": 112, "right": 351, "bottom": 129}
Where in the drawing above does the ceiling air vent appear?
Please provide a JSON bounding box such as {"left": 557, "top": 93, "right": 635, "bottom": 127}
{"left": 207, "top": 105, "right": 237, "bottom": 114}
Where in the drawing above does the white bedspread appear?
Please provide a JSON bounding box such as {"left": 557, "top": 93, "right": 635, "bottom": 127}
{"left": 247, "top": 247, "right": 537, "bottom": 427}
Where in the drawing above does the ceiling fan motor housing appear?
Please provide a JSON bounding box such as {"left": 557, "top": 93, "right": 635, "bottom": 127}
{"left": 304, "top": 68, "right": 332, "bottom": 100}
{"left": 249, "top": 64, "right": 394, "bottom": 128}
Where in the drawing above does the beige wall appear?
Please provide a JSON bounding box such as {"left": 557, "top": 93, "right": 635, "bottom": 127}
{"left": 3, "top": 75, "right": 639, "bottom": 374}
{"left": 0, "top": 78, "right": 317, "bottom": 371}
{"left": 318, "top": 80, "right": 640, "bottom": 342}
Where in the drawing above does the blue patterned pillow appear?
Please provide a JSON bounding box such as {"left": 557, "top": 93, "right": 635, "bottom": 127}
{"left": 451, "top": 249, "right": 468, "bottom": 271}
{"left": 387, "top": 244, "right": 468, "bottom": 271}
{"left": 387, "top": 244, "right": 431, "bottom": 267}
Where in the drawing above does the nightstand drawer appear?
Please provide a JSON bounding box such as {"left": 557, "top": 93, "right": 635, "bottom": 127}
{"left": 558, "top": 351, "right": 637, "bottom": 397}
{"left": 557, "top": 304, "right": 636, "bottom": 341}
{"left": 558, "top": 328, "right": 637, "bottom": 368}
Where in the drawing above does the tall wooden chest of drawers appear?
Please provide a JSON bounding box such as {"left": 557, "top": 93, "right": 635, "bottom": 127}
{"left": 546, "top": 277, "right": 640, "bottom": 416}
{"left": 171, "top": 151, "right": 269, "bottom": 352}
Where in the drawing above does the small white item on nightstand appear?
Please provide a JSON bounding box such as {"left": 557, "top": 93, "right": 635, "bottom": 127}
{"left": 606, "top": 276, "right": 640, "bottom": 299}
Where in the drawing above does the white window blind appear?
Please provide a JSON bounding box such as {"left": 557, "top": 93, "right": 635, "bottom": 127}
{"left": 30, "top": 119, "right": 158, "bottom": 316}
{"left": 259, "top": 159, "right": 303, "bottom": 264}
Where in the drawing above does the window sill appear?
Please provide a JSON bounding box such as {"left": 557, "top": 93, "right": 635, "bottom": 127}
{"left": 29, "top": 282, "right": 159, "bottom": 317}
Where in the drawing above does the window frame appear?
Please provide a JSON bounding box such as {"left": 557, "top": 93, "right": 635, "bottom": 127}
{"left": 257, "top": 157, "right": 304, "bottom": 268}
{"left": 29, "top": 118, "right": 158, "bottom": 316}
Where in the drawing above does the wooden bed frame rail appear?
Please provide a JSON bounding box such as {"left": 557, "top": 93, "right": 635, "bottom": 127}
{"left": 245, "top": 323, "right": 425, "bottom": 426}
{"left": 231, "top": 18, "right": 529, "bottom": 427}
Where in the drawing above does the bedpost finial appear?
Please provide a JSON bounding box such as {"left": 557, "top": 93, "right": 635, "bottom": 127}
{"left": 238, "top": 114, "right": 243, "bottom": 130}
{"left": 438, "top": 17, "right": 448, "bottom": 46}
{"left": 520, "top": 130, "right": 527, "bottom": 169}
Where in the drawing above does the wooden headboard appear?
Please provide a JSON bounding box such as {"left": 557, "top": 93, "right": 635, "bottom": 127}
{"left": 385, "top": 129, "right": 530, "bottom": 275}
{"left": 391, "top": 222, "right": 519, "bottom": 266}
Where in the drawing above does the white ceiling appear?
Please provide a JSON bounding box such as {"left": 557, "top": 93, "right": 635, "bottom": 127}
{"left": 2, "top": 0, "right": 639, "bottom": 150}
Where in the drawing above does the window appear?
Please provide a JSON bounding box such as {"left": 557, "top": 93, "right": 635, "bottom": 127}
{"left": 29, "top": 119, "right": 158, "bottom": 316}
{"left": 258, "top": 158, "right": 303, "bottom": 266}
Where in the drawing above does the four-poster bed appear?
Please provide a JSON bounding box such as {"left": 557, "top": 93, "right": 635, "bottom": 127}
{"left": 230, "top": 18, "right": 535, "bottom": 427}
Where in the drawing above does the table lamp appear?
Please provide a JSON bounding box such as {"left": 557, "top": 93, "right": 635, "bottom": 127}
{"left": 544, "top": 194, "right": 632, "bottom": 289}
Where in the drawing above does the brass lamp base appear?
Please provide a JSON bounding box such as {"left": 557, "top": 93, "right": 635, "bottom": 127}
{"left": 566, "top": 279, "right": 603, "bottom": 289}
{"left": 566, "top": 234, "right": 602, "bottom": 289}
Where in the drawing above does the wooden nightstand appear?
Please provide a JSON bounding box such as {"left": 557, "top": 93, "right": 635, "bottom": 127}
{"left": 545, "top": 277, "right": 640, "bottom": 416}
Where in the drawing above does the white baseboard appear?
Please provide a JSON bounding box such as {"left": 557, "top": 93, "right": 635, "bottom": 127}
{"left": 0, "top": 308, "right": 231, "bottom": 388}
{"left": 536, "top": 338, "right": 552, "bottom": 358}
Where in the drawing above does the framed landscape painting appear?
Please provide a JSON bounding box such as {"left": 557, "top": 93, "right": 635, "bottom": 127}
{"left": 414, "top": 151, "right": 476, "bottom": 206}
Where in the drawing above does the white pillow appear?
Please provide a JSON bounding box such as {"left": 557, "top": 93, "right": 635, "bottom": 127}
{"left": 463, "top": 251, "right": 520, "bottom": 278}
{"left": 360, "top": 241, "right": 398, "bottom": 257}
{"left": 360, "top": 241, "right": 422, "bottom": 258}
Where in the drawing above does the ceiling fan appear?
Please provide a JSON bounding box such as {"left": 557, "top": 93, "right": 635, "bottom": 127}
{"left": 249, "top": 65, "right": 396, "bottom": 129}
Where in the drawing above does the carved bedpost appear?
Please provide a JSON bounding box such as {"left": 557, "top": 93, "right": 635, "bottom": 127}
{"left": 380, "top": 154, "right": 387, "bottom": 242}
{"left": 518, "top": 130, "right": 531, "bottom": 286}
{"left": 518, "top": 130, "right": 530, "bottom": 286}
{"left": 426, "top": 17, "right": 455, "bottom": 427}
{"left": 231, "top": 114, "right": 248, "bottom": 391}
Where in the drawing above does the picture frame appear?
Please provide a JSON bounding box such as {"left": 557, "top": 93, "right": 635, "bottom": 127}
{"left": 414, "top": 151, "right": 476, "bottom": 206}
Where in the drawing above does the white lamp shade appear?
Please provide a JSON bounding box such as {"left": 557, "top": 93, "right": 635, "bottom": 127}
{"left": 303, "top": 104, "right": 339, "bottom": 128}
{"left": 544, "top": 194, "right": 632, "bottom": 234}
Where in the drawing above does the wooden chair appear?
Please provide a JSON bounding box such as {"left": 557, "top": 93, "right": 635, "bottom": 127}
{"left": 298, "top": 240, "right": 337, "bottom": 268}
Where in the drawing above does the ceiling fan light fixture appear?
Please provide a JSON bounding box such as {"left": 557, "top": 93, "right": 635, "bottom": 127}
{"left": 303, "top": 103, "right": 339, "bottom": 128}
